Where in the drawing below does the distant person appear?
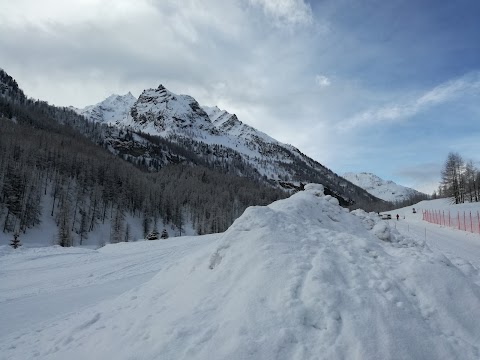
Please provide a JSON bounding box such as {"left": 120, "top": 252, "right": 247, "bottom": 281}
{"left": 396, "top": 214, "right": 399, "bottom": 221}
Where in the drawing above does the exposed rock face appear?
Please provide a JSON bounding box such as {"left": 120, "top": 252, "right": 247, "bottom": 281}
{"left": 124, "top": 85, "right": 219, "bottom": 137}
{"left": 75, "top": 85, "right": 382, "bottom": 206}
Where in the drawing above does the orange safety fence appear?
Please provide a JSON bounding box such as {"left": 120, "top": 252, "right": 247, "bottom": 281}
{"left": 422, "top": 209, "right": 480, "bottom": 234}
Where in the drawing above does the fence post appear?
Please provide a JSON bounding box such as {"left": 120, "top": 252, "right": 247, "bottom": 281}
{"left": 470, "top": 211, "right": 473, "bottom": 233}
{"left": 478, "top": 211, "right": 480, "bottom": 234}
{"left": 464, "top": 212, "right": 467, "bottom": 231}
{"left": 448, "top": 211, "right": 451, "bottom": 228}
{"left": 458, "top": 212, "right": 460, "bottom": 230}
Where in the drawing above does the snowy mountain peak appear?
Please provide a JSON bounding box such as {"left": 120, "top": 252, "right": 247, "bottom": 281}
{"left": 72, "top": 92, "right": 137, "bottom": 125}
{"left": 343, "top": 172, "right": 424, "bottom": 202}
{"left": 107, "top": 92, "right": 136, "bottom": 103}
{"left": 74, "top": 84, "right": 382, "bottom": 205}
{"left": 127, "top": 85, "right": 217, "bottom": 136}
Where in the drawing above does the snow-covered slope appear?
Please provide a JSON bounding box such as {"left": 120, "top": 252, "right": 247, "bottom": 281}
{"left": 2, "top": 184, "right": 479, "bottom": 359}
{"left": 120, "top": 86, "right": 289, "bottom": 160}
{"left": 75, "top": 86, "right": 381, "bottom": 206}
{"left": 122, "top": 85, "right": 218, "bottom": 137}
{"left": 343, "top": 172, "right": 424, "bottom": 202}
{"left": 71, "top": 92, "right": 136, "bottom": 125}
{"left": 203, "top": 105, "right": 279, "bottom": 145}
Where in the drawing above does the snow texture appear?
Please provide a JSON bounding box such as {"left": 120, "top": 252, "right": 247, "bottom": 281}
{"left": 343, "top": 172, "right": 424, "bottom": 202}
{"left": 71, "top": 92, "right": 137, "bottom": 125}
{"left": 74, "top": 86, "right": 320, "bottom": 181}
{"left": 1, "top": 186, "right": 480, "bottom": 359}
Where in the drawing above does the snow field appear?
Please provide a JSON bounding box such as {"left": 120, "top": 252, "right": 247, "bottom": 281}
{"left": 1, "top": 185, "right": 480, "bottom": 359}
{"left": 391, "top": 198, "right": 480, "bottom": 287}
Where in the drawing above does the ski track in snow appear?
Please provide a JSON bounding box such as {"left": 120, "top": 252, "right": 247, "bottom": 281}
{"left": 0, "top": 235, "right": 219, "bottom": 338}
{"left": 1, "top": 188, "right": 480, "bottom": 359}
{"left": 392, "top": 203, "right": 480, "bottom": 286}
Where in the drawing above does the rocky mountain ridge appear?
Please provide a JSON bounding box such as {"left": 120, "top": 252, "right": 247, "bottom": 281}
{"left": 70, "top": 92, "right": 136, "bottom": 124}
{"left": 74, "top": 84, "right": 382, "bottom": 207}
{"left": 342, "top": 172, "right": 424, "bottom": 203}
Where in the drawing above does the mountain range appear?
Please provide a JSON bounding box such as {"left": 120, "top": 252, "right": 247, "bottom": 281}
{"left": 0, "top": 68, "right": 292, "bottom": 243}
{"left": 71, "top": 84, "right": 382, "bottom": 207}
{"left": 0, "top": 67, "right": 428, "bottom": 246}
{"left": 342, "top": 172, "right": 425, "bottom": 203}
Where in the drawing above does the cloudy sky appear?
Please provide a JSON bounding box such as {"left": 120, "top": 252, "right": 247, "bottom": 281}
{"left": 1, "top": 0, "right": 479, "bottom": 193}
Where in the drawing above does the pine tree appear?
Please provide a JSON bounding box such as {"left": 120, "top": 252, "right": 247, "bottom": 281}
{"left": 142, "top": 213, "right": 150, "bottom": 238}
{"left": 110, "top": 205, "right": 125, "bottom": 244}
{"left": 78, "top": 209, "right": 88, "bottom": 245}
{"left": 10, "top": 233, "right": 21, "bottom": 249}
{"left": 57, "top": 193, "right": 73, "bottom": 247}
{"left": 124, "top": 223, "right": 131, "bottom": 242}
{"left": 161, "top": 228, "right": 169, "bottom": 239}
{"left": 174, "top": 205, "right": 184, "bottom": 236}
{"left": 2, "top": 162, "right": 24, "bottom": 232}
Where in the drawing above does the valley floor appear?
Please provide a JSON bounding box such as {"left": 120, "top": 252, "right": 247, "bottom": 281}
{"left": 1, "top": 191, "right": 479, "bottom": 360}
{"left": 0, "top": 235, "right": 220, "bottom": 340}
{"left": 393, "top": 201, "right": 480, "bottom": 286}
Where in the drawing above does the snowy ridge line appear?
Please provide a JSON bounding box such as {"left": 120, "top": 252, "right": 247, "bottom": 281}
{"left": 343, "top": 172, "right": 424, "bottom": 202}
{"left": 1, "top": 184, "right": 480, "bottom": 359}
{"left": 71, "top": 83, "right": 381, "bottom": 206}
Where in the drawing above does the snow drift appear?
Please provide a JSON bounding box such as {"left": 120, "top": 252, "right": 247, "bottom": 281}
{"left": 2, "top": 184, "right": 480, "bottom": 360}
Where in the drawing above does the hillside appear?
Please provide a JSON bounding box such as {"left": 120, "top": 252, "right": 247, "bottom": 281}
{"left": 343, "top": 172, "right": 425, "bottom": 203}
{"left": 1, "top": 185, "right": 479, "bottom": 359}
{"left": 0, "top": 69, "right": 285, "bottom": 245}
{"left": 74, "top": 85, "right": 382, "bottom": 207}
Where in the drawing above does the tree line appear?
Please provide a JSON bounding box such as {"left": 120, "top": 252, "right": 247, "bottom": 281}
{"left": 0, "top": 117, "right": 284, "bottom": 246}
{"left": 438, "top": 152, "right": 480, "bottom": 204}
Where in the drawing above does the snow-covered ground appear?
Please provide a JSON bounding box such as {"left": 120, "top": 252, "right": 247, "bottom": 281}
{"left": 0, "top": 193, "right": 195, "bottom": 249}
{"left": 1, "top": 187, "right": 479, "bottom": 359}
{"left": 385, "top": 198, "right": 480, "bottom": 286}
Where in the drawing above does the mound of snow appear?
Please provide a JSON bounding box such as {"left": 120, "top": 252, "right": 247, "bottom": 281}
{"left": 372, "top": 221, "right": 392, "bottom": 242}
{"left": 1, "top": 184, "right": 479, "bottom": 359}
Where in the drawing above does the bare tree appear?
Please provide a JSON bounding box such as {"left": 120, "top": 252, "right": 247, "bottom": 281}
{"left": 57, "top": 195, "right": 73, "bottom": 247}
{"left": 441, "top": 152, "right": 464, "bottom": 204}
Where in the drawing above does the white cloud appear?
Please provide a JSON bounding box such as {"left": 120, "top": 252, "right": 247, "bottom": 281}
{"left": 394, "top": 163, "right": 443, "bottom": 194}
{"left": 315, "top": 74, "right": 331, "bottom": 87}
{"left": 0, "top": 0, "right": 152, "bottom": 27}
{"left": 340, "top": 71, "right": 480, "bottom": 130}
{"left": 248, "top": 0, "right": 313, "bottom": 27}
